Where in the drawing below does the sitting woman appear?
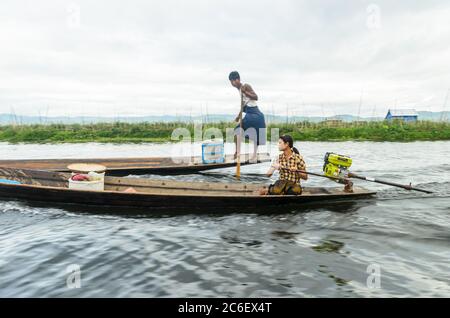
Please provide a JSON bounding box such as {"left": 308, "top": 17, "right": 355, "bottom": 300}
{"left": 259, "top": 135, "right": 308, "bottom": 196}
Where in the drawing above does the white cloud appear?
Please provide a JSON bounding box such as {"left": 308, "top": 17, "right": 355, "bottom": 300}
{"left": 0, "top": 0, "right": 449, "bottom": 117}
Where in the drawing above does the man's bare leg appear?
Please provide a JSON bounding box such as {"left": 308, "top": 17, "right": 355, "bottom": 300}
{"left": 250, "top": 142, "right": 258, "bottom": 163}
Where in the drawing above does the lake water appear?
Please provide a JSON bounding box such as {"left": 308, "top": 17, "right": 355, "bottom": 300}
{"left": 0, "top": 141, "right": 449, "bottom": 297}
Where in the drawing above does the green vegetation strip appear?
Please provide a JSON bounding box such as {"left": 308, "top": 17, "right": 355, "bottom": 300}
{"left": 0, "top": 121, "right": 449, "bottom": 143}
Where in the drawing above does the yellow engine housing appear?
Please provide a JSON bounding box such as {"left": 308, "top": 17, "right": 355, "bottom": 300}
{"left": 323, "top": 153, "right": 352, "bottom": 179}
{"left": 324, "top": 153, "right": 352, "bottom": 168}
{"left": 323, "top": 163, "right": 342, "bottom": 178}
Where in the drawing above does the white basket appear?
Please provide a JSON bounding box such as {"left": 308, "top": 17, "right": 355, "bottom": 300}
{"left": 68, "top": 172, "right": 105, "bottom": 191}
{"left": 69, "top": 179, "right": 105, "bottom": 191}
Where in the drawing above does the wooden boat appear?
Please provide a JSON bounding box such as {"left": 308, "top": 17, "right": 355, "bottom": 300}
{"left": 0, "top": 153, "right": 270, "bottom": 176}
{"left": 0, "top": 167, "right": 376, "bottom": 212}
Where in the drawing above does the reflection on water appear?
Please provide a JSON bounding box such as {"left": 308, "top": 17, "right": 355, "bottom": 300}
{"left": 0, "top": 141, "right": 449, "bottom": 297}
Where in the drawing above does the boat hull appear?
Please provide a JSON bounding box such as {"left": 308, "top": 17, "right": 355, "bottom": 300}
{"left": 0, "top": 167, "right": 376, "bottom": 213}
{"left": 0, "top": 153, "right": 271, "bottom": 176}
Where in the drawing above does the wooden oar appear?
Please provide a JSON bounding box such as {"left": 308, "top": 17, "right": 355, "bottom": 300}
{"left": 236, "top": 89, "right": 244, "bottom": 179}
{"left": 278, "top": 167, "right": 433, "bottom": 194}
{"left": 206, "top": 167, "right": 433, "bottom": 194}
{"left": 347, "top": 172, "right": 433, "bottom": 194}
{"left": 276, "top": 166, "right": 349, "bottom": 184}
{"left": 205, "top": 168, "right": 341, "bottom": 181}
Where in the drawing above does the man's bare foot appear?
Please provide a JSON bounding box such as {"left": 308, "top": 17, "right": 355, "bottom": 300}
{"left": 258, "top": 188, "right": 269, "bottom": 196}
{"left": 249, "top": 156, "right": 258, "bottom": 163}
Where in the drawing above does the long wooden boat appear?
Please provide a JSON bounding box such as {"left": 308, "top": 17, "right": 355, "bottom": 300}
{"left": 0, "top": 153, "right": 270, "bottom": 176}
{"left": 0, "top": 167, "right": 376, "bottom": 212}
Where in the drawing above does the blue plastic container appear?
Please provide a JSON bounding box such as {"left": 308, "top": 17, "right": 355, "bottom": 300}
{"left": 202, "top": 141, "right": 225, "bottom": 164}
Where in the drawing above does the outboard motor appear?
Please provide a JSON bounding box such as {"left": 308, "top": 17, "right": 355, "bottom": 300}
{"left": 323, "top": 153, "right": 352, "bottom": 179}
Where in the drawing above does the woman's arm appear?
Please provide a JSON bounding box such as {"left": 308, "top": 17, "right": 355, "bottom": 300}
{"left": 298, "top": 157, "right": 308, "bottom": 180}
{"left": 266, "top": 158, "right": 280, "bottom": 177}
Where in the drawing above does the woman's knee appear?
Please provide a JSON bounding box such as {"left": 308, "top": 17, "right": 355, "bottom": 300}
{"left": 286, "top": 183, "right": 302, "bottom": 195}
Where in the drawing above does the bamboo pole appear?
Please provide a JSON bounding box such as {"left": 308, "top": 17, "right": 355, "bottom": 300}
{"left": 236, "top": 89, "right": 244, "bottom": 179}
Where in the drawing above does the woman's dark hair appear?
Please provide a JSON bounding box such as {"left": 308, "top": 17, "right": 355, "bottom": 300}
{"left": 280, "top": 135, "right": 299, "bottom": 154}
{"left": 229, "top": 71, "right": 240, "bottom": 81}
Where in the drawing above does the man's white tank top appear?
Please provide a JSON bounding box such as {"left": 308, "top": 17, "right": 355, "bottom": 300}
{"left": 240, "top": 84, "right": 258, "bottom": 107}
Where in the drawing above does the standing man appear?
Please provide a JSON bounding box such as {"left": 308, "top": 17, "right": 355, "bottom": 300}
{"left": 229, "top": 71, "right": 266, "bottom": 161}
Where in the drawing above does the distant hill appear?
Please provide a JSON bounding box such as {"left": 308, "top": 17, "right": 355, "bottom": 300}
{"left": 0, "top": 111, "right": 448, "bottom": 125}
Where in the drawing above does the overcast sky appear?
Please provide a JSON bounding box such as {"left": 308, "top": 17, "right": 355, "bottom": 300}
{"left": 1, "top": 0, "right": 449, "bottom": 117}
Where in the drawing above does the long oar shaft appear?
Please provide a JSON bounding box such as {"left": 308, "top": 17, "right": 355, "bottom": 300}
{"left": 213, "top": 165, "right": 433, "bottom": 194}
{"left": 271, "top": 167, "right": 433, "bottom": 194}
{"left": 347, "top": 172, "right": 433, "bottom": 194}
{"left": 278, "top": 167, "right": 343, "bottom": 181}
{"left": 236, "top": 91, "right": 244, "bottom": 179}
